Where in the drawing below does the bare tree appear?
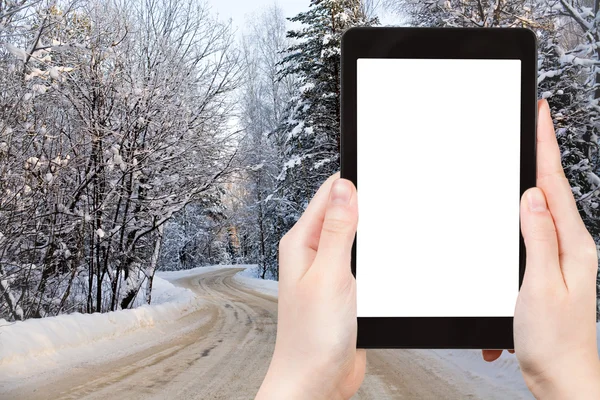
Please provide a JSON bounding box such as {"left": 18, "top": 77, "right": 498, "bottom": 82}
{"left": 0, "top": 0, "right": 242, "bottom": 320}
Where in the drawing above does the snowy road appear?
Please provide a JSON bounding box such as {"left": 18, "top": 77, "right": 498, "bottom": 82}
{"left": 3, "top": 269, "right": 523, "bottom": 399}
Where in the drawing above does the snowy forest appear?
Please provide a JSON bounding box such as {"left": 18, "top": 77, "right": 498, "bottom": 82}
{"left": 0, "top": 0, "right": 599, "bottom": 322}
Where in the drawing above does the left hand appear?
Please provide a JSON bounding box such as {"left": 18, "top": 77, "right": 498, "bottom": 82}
{"left": 256, "top": 173, "right": 365, "bottom": 400}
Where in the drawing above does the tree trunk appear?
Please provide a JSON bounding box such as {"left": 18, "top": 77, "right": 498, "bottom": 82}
{"left": 146, "top": 226, "right": 164, "bottom": 305}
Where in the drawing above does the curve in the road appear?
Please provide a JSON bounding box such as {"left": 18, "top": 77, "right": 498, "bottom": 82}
{"left": 3, "top": 268, "right": 510, "bottom": 400}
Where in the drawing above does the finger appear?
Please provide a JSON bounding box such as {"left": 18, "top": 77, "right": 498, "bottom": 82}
{"left": 278, "top": 173, "right": 340, "bottom": 284}
{"left": 312, "top": 179, "right": 358, "bottom": 277}
{"left": 482, "top": 350, "right": 503, "bottom": 362}
{"left": 520, "top": 187, "right": 564, "bottom": 288}
{"left": 294, "top": 172, "right": 341, "bottom": 251}
{"left": 536, "top": 100, "right": 594, "bottom": 271}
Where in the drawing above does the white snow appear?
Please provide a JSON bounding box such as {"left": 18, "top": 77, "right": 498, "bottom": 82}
{"left": 156, "top": 264, "right": 243, "bottom": 280}
{"left": 537, "top": 69, "right": 561, "bottom": 84}
{"left": 289, "top": 121, "right": 305, "bottom": 138}
{"left": 31, "top": 84, "right": 48, "bottom": 94}
{"left": 313, "top": 157, "right": 331, "bottom": 170}
{"left": 160, "top": 264, "right": 278, "bottom": 298}
{"left": 49, "top": 67, "right": 60, "bottom": 80}
{"left": 1, "top": 263, "right": 599, "bottom": 400}
{"left": 0, "top": 274, "right": 204, "bottom": 375}
{"left": 588, "top": 172, "right": 600, "bottom": 188}
{"left": 4, "top": 43, "right": 27, "bottom": 61}
{"left": 233, "top": 265, "right": 278, "bottom": 297}
{"left": 560, "top": 54, "right": 596, "bottom": 66}
{"left": 283, "top": 155, "right": 302, "bottom": 169}
{"left": 428, "top": 349, "right": 533, "bottom": 399}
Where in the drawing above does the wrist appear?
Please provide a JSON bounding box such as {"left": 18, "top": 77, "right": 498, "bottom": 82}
{"left": 526, "top": 358, "right": 600, "bottom": 400}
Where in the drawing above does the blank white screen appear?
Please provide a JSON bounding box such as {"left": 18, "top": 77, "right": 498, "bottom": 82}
{"left": 356, "top": 59, "right": 521, "bottom": 317}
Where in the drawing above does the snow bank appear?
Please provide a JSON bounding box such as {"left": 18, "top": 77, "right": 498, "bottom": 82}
{"left": 233, "top": 265, "right": 278, "bottom": 297}
{"left": 157, "top": 264, "right": 241, "bottom": 280}
{"left": 0, "top": 275, "right": 203, "bottom": 367}
{"left": 2, "top": 263, "right": 597, "bottom": 399}
{"left": 159, "top": 264, "right": 279, "bottom": 297}
{"left": 0, "top": 265, "right": 253, "bottom": 371}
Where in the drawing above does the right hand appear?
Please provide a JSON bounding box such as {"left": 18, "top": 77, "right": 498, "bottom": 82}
{"left": 485, "top": 100, "right": 600, "bottom": 399}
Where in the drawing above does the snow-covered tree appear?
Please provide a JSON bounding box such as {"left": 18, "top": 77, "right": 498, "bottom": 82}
{"left": 0, "top": 0, "right": 81, "bottom": 321}
{"left": 159, "top": 200, "right": 232, "bottom": 272}
{"left": 276, "top": 0, "right": 378, "bottom": 234}
{"left": 542, "top": 0, "right": 600, "bottom": 244}
{"left": 384, "top": 0, "right": 544, "bottom": 27}
{"left": 0, "top": 0, "right": 241, "bottom": 320}
{"left": 230, "top": 5, "right": 297, "bottom": 279}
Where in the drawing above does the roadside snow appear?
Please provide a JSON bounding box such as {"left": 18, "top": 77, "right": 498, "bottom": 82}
{"left": 158, "top": 263, "right": 278, "bottom": 297}
{"left": 1, "top": 263, "right": 598, "bottom": 400}
{"left": 0, "top": 265, "right": 252, "bottom": 377}
{"left": 0, "top": 275, "right": 203, "bottom": 372}
{"left": 233, "top": 265, "right": 278, "bottom": 297}
{"left": 157, "top": 264, "right": 242, "bottom": 280}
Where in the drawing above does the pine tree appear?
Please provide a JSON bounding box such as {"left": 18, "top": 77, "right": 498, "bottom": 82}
{"left": 538, "top": 27, "right": 600, "bottom": 243}
{"left": 385, "top": 0, "right": 542, "bottom": 28}
{"left": 276, "top": 0, "right": 378, "bottom": 231}
{"left": 538, "top": 1, "right": 600, "bottom": 247}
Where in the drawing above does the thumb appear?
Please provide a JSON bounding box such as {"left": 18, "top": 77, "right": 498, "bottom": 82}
{"left": 313, "top": 179, "right": 358, "bottom": 274}
{"left": 520, "top": 187, "right": 563, "bottom": 288}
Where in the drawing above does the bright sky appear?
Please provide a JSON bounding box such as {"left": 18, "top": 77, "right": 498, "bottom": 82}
{"left": 208, "top": 0, "right": 309, "bottom": 32}
{"left": 207, "top": 0, "right": 398, "bottom": 33}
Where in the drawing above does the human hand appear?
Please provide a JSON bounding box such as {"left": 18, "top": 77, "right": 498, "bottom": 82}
{"left": 483, "top": 100, "right": 600, "bottom": 398}
{"left": 256, "top": 174, "right": 365, "bottom": 400}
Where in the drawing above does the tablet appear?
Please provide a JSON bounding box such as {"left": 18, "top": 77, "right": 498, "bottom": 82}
{"left": 341, "top": 27, "right": 537, "bottom": 349}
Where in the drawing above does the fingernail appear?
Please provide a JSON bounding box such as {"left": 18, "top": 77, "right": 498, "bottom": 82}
{"left": 527, "top": 189, "right": 547, "bottom": 212}
{"left": 330, "top": 179, "right": 352, "bottom": 205}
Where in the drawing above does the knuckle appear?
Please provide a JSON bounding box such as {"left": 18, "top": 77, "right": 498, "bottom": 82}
{"left": 537, "top": 170, "right": 568, "bottom": 185}
{"left": 322, "top": 216, "right": 353, "bottom": 235}
{"left": 527, "top": 221, "right": 557, "bottom": 244}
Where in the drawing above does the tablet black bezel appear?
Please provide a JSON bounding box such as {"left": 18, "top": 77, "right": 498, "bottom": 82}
{"left": 341, "top": 27, "right": 537, "bottom": 349}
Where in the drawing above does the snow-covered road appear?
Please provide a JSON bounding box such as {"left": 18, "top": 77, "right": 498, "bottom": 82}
{"left": 1, "top": 268, "right": 532, "bottom": 399}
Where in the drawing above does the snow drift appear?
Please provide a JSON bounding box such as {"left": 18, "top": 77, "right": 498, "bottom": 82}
{"left": 233, "top": 265, "right": 278, "bottom": 297}
{"left": 0, "top": 275, "right": 203, "bottom": 367}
